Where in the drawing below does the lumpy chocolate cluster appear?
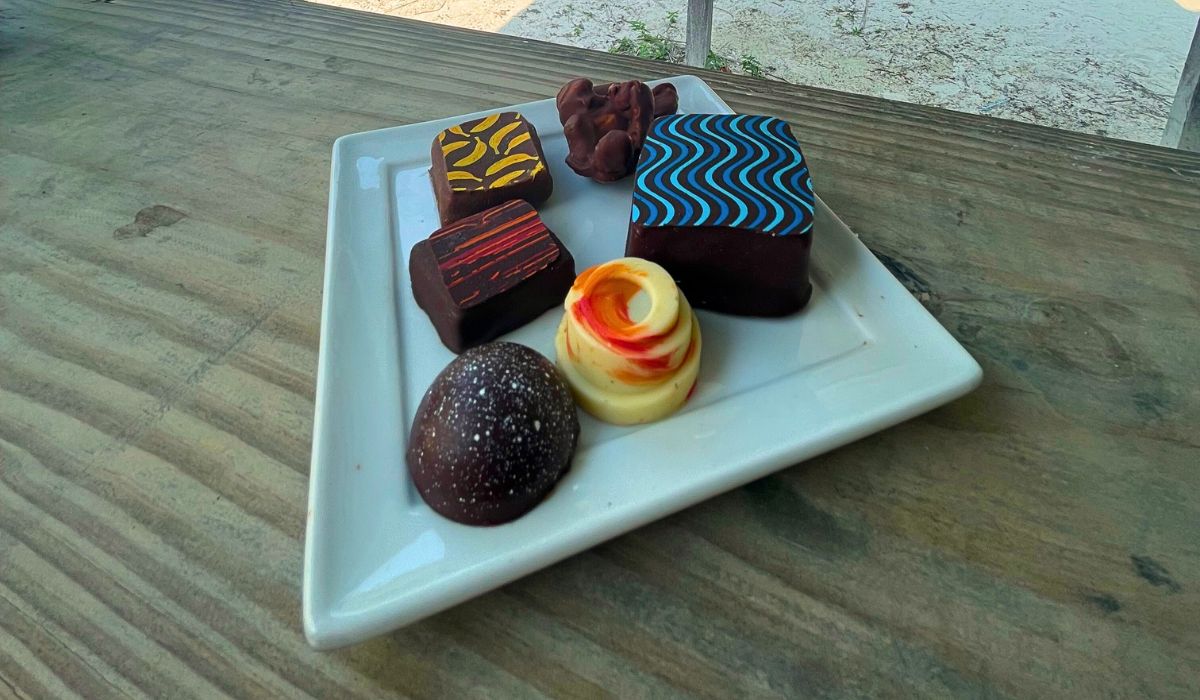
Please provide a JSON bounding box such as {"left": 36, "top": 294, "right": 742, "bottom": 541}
{"left": 556, "top": 79, "right": 678, "bottom": 182}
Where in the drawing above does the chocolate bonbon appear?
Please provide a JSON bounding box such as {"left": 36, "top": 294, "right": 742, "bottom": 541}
{"left": 582, "top": 81, "right": 679, "bottom": 118}
{"left": 407, "top": 342, "right": 579, "bottom": 526}
{"left": 626, "top": 113, "right": 816, "bottom": 316}
{"left": 556, "top": 79, "right": 678, "bottom": 183}
{"left": 410, "top": 200, "right": 575, "bottom": 353}
{"left": 555, "top": 258, "right": 701, "bottom": 425}
{"left": 430, "top": 111, "right": 553, "bottom": 225}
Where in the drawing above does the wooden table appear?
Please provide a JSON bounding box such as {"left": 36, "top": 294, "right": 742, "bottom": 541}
{"left": 2, "top": 0, "right": 1198, "bottom": 696}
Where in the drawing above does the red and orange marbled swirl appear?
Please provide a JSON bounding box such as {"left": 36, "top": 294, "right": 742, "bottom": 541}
{"left": 555, "top": 258, "right": 702, "bottom": 425}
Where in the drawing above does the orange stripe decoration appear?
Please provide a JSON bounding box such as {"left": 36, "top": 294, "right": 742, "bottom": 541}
{"left": 554, "top": 258, "right": 702, "bottom": 425}
{"left": 434, "top": 111, "right": 547, "bottom": 192}
{"left": 427, "top": 200, "right": 561, "bottom": 309}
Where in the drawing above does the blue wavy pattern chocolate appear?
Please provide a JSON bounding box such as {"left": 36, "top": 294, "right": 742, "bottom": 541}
{"left": 631, "top": 114, "right": 815, "bottom": 236}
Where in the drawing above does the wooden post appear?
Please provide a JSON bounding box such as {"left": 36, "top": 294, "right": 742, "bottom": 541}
{"left": 685, "top": 0, "right": 714, "bottom": 68}
{"left": 1164, "top": 17, "right": 1200, "bottom": 151}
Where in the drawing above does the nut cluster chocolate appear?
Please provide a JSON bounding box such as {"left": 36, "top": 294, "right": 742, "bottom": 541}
{"left": 556, "top": 79, "right": 678, "bottom": 182}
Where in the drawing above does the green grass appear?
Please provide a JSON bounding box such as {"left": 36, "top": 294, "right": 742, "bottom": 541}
{"left": 607, "top": 14, "right": 771, "bottom": 81}
{"left": 740, "top": 54, "right": 766, "bottom": 78}
{"left": 611, "top": 18, "right": 678, "bottom": 61}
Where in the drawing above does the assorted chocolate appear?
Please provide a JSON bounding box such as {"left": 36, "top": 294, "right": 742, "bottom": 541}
{"left": 556, "top": 79, "right": 678, "bottom": 183}
{"left": 430, "top": 111, "right": 553, "bottom": 225}
{"left": 406, "top": 81, "right": 818, "bottom": 524}
{"left": 410, "top": 199, "right": 575, "bottom": 353}
{"left": 555, "top": 258, "right": 701, "bottom": 425}
{"left": 627, "top": 114, "right": 816, "bottom": 316}
{"left": 407, "top": 342, "right": 579, "bottom": 526}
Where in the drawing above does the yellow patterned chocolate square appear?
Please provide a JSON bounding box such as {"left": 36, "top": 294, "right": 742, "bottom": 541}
{"left": 435, "top": 112, "right": 546, "bottom": 192}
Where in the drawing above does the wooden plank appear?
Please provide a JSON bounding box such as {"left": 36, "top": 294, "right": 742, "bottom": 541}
{"left": 685, "top": 0, "right": 714, "bottom": 68}
{"left": 1164, "top": 17, "right": 1200, "bottom": 151}
{"left": 0, "top": 0, "right": 1199, "bottom": 697}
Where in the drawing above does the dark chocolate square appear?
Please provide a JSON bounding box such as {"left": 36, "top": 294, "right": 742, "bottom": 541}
{"left": 626, "top": 114, "right": 816, "bottom": 316}
{"left": 410, "top": 200, "right": 575, "bottom": 353}
{"left": 430, "top": 111, "right": 553, "bottom": 225}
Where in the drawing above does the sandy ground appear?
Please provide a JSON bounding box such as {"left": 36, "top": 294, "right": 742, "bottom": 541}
{"left": 313, "top": 0, "right": 1199, "bottom": 145}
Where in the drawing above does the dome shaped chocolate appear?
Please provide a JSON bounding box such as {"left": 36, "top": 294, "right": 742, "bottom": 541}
{"left": 407, "top": 342, "right": 580, "bottom": 526}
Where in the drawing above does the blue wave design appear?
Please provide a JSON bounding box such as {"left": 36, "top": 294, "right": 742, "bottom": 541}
{"left": 697, "top": 115, "right": 737, "bottom": 225}
{"left": 679, "top": 116, "right": 721, "bottom": 225}
{"left": 638, "top": 138, "right": 676, "bottom": 224}
{"left": 759, "top": 117, "right": 812, "bottom": 230}
{"left": 665, "top": 116, "right": 701, "bottom": 225}
{"left": 632, "top": 142, "right": 660, "bottom": 222}
{"left": 751, "top": 116, "right": 789, "bottom": 233}
{"left": 714, "top": 115, "right": 757, "bottom": 227}
{"left": 734, "top": 117, "right": 775, "bottom": 230}
{"left": 652, "top": 135, "right": 683, "bottom": 225}
{"left": 631, "top": 114, "right": 815, "bottom": 236}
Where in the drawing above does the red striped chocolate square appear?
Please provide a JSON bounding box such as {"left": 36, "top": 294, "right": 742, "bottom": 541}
{"left": 410, "top": 200, "right": 576, "bottom": 353}
{"left": 429, "top": 200, "right": 559, "bottom": 308}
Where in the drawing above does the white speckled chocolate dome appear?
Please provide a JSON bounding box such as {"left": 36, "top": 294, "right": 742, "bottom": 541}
{"left": 406, "top": 342, "right": 580, "bottom": 526}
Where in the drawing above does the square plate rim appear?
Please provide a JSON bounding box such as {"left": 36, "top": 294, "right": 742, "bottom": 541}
{"left": 304, "top": 74, "right": 982, "bottom": 649}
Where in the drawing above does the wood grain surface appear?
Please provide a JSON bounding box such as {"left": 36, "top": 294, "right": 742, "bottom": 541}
{"left": 2, "top": 0, "right": 1199, "bottom": 697}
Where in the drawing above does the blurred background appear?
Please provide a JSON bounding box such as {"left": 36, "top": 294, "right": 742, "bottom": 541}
{"left": 313, "top": 0, "right": 1200, "bottom": 145}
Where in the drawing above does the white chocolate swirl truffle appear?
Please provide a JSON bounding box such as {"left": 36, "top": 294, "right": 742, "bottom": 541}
{"left": 555, "top": 258, "right": 701, "bottom": 425}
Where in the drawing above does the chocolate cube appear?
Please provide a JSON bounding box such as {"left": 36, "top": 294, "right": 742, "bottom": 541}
{"left": 410, "top": 200, "right": 575, "bottom": 353}
{"left": 430, "top": 111, "right": 553, "bottom": 225}
{"left": 626, "top": 114, "right": 816, "bottom": 316}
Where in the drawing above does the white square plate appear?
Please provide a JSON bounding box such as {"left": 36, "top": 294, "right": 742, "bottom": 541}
{"left": 304, "top": 75, "right": 981, "bottom": 649}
